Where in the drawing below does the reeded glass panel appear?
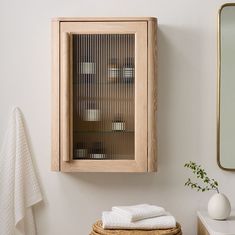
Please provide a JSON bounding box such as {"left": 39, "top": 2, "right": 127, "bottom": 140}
{"left": 72, "top": 34, "right": 135, "bottom": 160}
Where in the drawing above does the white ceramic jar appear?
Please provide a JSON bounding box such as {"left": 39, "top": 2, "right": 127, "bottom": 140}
{"left": 208, "top": 193, "right": 231, "bottom": 220}
{"left": 112, "top": 121, "right": 125, "bottom": 131}
{"left": 84, "top": 108, "right": 100, "bottom": 122}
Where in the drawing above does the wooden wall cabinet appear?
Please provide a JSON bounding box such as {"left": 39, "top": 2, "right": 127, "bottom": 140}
{"left": 51, "top": 17, "right": 157, "bottom": 172}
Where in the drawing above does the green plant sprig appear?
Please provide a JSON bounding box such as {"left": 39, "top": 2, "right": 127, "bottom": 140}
{"left": 184, "top": 161, "right": 219, "bottom": 193}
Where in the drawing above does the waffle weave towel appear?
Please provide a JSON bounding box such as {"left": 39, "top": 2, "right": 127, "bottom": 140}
{"left": 0, "top": 107, "right": 43, "bottom": 235}
{"left": 112, "top": 204, "right": 166, "bottom": 222}
{"left": 102, "top": 211, "right": 176, "bottom": 230}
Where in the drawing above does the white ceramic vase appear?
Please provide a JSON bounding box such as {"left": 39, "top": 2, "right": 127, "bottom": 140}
{"left": 208, "top": 193, "right": 231, "bottom": 220}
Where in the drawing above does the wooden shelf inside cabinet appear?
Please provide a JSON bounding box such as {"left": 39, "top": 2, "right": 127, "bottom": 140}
{"left": 51, "top": 17, "right": 157, "bottom": 172}
{"left": 74, "top": 131, "right": 134, "bottom": 134}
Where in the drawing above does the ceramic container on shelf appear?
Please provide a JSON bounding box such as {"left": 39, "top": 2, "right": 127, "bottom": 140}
{"left": 108, "top": 58, "right": 120, "bottom": 83}
{"left": 208, "top": 193, "right": 231, "bottom": 220}
{"left": 74, "top": 142, "right": 88, "bottom": 159}
{"left": 84, "top": 102, "right": 100, "bottom": 122}
{"left": 122, "top": 57, "right": 134, "bottom": 84}
{"left": 80, "top": 56, "right": 96, "bottom": 83}
{"left": 112, "top": 116, "right": 125, "bottom": 131}
{"left": 90, "top": 142, "right": 106, "bottom": 159}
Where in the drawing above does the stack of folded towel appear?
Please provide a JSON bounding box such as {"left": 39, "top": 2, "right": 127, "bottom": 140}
{"left": 90, "top": 204, "right": 182, "bottom": 235}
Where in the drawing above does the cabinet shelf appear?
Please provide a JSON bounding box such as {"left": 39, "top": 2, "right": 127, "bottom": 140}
{"left": 77, "top": 97, "right": 134, "bottom": 101}
{"left": 73, "top": 81, "right": 134, "bottom": 85}
{"left": 73, "top": 154, "right": 133, "bottom": 160}
{"left": 73, "top": 130, "right": 134, "bottom": 134}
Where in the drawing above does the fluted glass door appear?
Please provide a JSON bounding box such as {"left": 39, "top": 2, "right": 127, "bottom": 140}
{"left": 72, "top": 34, "right": 135, "bottom": 160}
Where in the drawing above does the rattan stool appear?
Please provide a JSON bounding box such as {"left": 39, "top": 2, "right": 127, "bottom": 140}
{"left": 90, "top": 221, "right": 182, "bottom": 235}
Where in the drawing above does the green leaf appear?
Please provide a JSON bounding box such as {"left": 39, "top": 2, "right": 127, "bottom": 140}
{"left": 183, "top": 161, "right": 219, "bottom": 193}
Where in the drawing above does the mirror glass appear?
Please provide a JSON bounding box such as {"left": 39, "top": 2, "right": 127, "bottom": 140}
{"left": 219, "top": 4, "right": 235, "bottom": 170}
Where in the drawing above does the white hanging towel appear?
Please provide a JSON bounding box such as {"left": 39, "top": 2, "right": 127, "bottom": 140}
{"left": 0, "top": 107, "right": 43, "bottom": 235}
{"left": 102, "top": 211, "right": 176, "bottom": 230}
{"left": 112, "top": 204, "right": 166, "bottom": 222}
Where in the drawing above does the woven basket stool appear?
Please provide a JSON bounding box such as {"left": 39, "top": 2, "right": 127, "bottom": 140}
{"left": 90, "top": 221, "right": 182, "bottom": 235}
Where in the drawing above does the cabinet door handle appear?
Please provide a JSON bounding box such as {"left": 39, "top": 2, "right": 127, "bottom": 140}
{"left": 61, "top": 32, "right": 70, "bottom": 162}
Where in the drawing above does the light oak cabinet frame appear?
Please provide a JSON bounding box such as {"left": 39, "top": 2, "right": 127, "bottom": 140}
{"left": 51, "top": 17, "right": 157, "bottom": 172}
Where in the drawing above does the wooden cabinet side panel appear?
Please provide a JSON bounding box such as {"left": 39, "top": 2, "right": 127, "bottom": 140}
{"left": 51, "top": 20, "right": 60, "bottom": 171}
{"left": 147, "top": 19, "right": 157, "bottom": 172}
{"left": 198, "top": 218, "right": 210, "bottom": 235}
{"left": 134, "top": 22, "right": 148, "bottom": 172}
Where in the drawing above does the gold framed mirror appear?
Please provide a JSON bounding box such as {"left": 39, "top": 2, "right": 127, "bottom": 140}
{"left": 217, "top": 3, "right": 235, "bottom": 171}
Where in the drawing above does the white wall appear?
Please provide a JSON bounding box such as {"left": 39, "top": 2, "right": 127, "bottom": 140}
{"left": 0, "top": 0, "right": 234, "bottom": 234}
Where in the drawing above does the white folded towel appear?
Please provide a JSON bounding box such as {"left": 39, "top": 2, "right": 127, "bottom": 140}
{"left": 102, "top": 211, "right": 176, "bottom": 230}
{"left": 0, "top": 107, "right": 43, "bottom": 235}
{"left": 112, "top": 204, "right": 166, "bottom": 222}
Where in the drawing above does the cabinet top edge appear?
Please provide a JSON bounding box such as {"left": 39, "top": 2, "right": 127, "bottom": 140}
{"left": 51, "top": 17, "right": 157, "bottom": 22}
